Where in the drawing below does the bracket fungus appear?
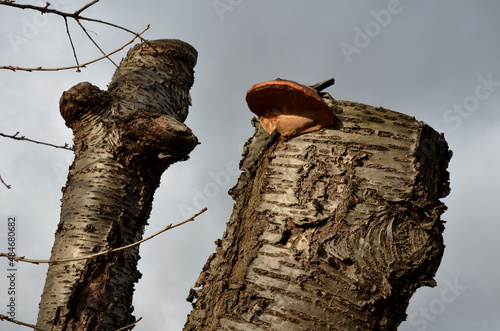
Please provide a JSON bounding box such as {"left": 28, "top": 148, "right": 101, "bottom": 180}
{"left": 245, "top": 78, "right": 334, "bottom": 137}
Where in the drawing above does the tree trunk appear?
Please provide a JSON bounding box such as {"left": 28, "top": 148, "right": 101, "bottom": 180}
{"left": 37, "top": 39, "right": 198, "bottom": 330}
{"left": 184, "top": 96, "right": 452, "bottom": 330}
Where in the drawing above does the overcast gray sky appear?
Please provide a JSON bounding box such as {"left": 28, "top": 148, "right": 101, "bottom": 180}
{"left": 0, "top": 1, "right": 499, "bottom": 330}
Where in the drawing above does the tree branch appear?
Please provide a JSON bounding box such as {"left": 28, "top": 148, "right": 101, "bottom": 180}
{"left": 76, "top": 18, "right": 119, "bottom": 68}
{"left": 64, "top": 17, "right": 80, "bottom": 72}
{"left": 0, "top": 314, "right": 143, "bottom": 331}
{"left": 0, "top": 0, "right": 137, "bottom": 34}
{"left": 115, "top": 317, "right": 142, "bottom": 331}
{"left": 0, "top": 175, "right": 11, "bottom": 189}
{"left": 0, "top": 314, "right": 47, "bottom": 331}
{"left": 0, "top": 208, "right": 207, "bottom": 265}
{"left": 0, "top": 132, "right": 73, "bottom": 150}
{"left": 0, "top": 24, "right": 149, "bottom": 72}
{"left": 0, "top": 1, "right": 150, "bottom": 72}
{"left": 74, "top": 0, "right": 99, "bottom": 16}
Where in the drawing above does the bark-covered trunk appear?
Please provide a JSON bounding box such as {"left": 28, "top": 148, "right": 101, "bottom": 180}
{"left": 184, "top": 96, "right": 452, "bottom": 330}
{"left": 37, "top": 39, "right": 198, "bottom": 330}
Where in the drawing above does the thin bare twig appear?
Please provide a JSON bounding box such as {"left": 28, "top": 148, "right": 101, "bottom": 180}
{"left": 0, "top": 1, "right": 138, "bottom": 35}
{"left": 0, "top": 1, "right": 150, "bottom": 72}
{"left": 64, "top": 17, "right": 80, "bottom": 72}
{"left": 74, "top": 0, "right": 99, "bottom": 16}
{"left": 0, "top": 132, "right": 73, "bottom": 150}
{"left": 0, "top": 313, "right": 142, "bottom": 331}
{"left": 0, "top": 208, "right": 207, "bottom": 265}
{"left": 0, "top": 175, "right": 11, "bottom": 189}
{"left": 0, "top": 25, "right": 149, "bottom": 72}
{"left": 0, "top": 314, "right": 47, "bottom": 331}
{"left": 76, "top": 18, "right": 119, "bottom": 68}
{"left": 115, "top": 317, "right": 142, "bottom": 331}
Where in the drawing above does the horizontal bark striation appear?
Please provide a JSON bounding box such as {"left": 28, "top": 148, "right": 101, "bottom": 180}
{"left": 37, "top": 39, "right": 198, "bottom": 331}
{"left": 184, "top": 99, "right": 451, "bottom": 330}
{"left": 108, "top": 39, "right": 197, "bottom": 123}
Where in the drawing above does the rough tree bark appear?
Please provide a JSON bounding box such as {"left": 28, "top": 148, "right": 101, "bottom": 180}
{"left": 184, "top": 95, "right": 451, "bottom": 330}
{"left": 37, "top": 39, "right": 198, "bottom": 330}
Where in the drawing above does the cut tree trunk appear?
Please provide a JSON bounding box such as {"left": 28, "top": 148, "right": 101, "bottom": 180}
{"left": 184, "top": 96, "right": 452, "bottom": 330}
{"left": 36, "top": 39, "right": 198, "bottom": 330}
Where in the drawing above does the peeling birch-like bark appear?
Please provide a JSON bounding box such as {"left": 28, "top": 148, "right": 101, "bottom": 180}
{"left": 36, "top": 39, "right": 198, "bottom": 330}
{"left": 184, "top": 96, "right": 451, "bottom": 330}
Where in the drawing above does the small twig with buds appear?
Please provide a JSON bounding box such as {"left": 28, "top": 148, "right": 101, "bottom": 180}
{"left": 0, "top": 0, "right": 150, "bottom": 72}
{"left": 0, "top": 208, "right": 207, "bottom": 265}
{"left": 0, "top": 0, "right": 138, "bottom": 35}
{"left": 0, "top": 25, "right": 149, "bottom": 72}
{"left": 0, "top": 132, "right": 73, "bottom": 150}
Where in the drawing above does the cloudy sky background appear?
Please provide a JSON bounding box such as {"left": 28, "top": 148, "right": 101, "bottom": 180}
{"left": 0, "top": 1, "right": 499, "bottom": 330}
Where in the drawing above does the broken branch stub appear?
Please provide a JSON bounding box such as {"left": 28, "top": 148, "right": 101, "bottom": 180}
{"left": 37, "top": 39, "right": 198, "bottom": 331}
